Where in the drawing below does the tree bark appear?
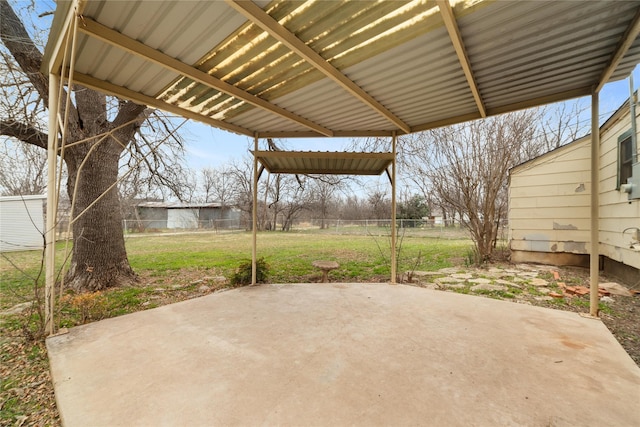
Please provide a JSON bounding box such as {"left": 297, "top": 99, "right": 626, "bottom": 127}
{"left": 64, "top": 136, "right": 136, "bottom": 291}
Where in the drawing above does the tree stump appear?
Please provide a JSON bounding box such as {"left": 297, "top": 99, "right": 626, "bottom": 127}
{"left": 312, "top": 260, "right": 339, "bottom": 283}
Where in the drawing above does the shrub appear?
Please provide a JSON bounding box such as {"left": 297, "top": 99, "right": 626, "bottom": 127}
{"left": 60, "top": 291, "right": 108, "bottom": 324}
{"left": 231, "top": 257, "right": 269, "bottom": 286}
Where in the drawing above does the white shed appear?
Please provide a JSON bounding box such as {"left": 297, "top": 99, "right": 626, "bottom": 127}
{"left": 0, "top": 195, "right": 47, "bottom": 252}
{"left": 167, "top": 208, "right": 199, "bottom": 229}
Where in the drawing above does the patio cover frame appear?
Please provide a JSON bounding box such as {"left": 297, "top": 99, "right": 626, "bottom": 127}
{"left": 251, "top": 143, "right": 397, "bottom": 285}
{"left": 42, "top": 0, "right": 640, "bottom": 334}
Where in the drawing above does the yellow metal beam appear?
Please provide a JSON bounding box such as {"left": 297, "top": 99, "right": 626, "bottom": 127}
{"left": 589, "top": 90, "right": 600, "bottom": 317}
{"left": 391, "top": 132, "right": 397, "bottom": 285}
{"left": 226, "top": 0, "right": 411, "bottom": 134}
{"left": 252, "top": 135, "right": 258, "bottom": 286}
{"left": 43, "top": 0, "right": 86, "bottom": 74}
{"left": 255, "top": 151, "right": 394, "bottom": 160}
{"left": 257, "top": 130, "right": 401, "bottom": 138}
{"left": 595, "top": 7, "right": 640, "bottom": 92}
{"left": 437, "top": 0, "right": 486, "bottom": 118}
{"left": 78, "top": 18, "right": 334, "bottom": 137}
{"left": 45, "top": 73, "right": 60, "bottom": 336}
{"left": 71, "top": 72, "right": 254, "bottom": 136}
{"left": 487, "top": 87, "right": 593, "bottom": 116}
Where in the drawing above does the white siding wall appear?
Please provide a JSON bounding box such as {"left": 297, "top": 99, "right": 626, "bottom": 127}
{"left": 509, "top": 104, "right": 640, "bottom": 270}
{"left": 598, "top": 108, "right": 640, "bottom": 269}
{"left": 509, "top": 137, "right": 591, "bottom": 254}
{"left": 0, "top": 195, "right": 46, "bottom": 252}
{"left": 167, "top": 209, "right": 199, "bottom": 229}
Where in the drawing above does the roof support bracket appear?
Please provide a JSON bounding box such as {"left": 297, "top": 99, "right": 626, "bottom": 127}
{"left": 226, "top": 0, "right": 411, "bottom": 134}
{"left": 437, "top": 0, "right": 486, "bottom": 118}
{"left": 595, "top": 7, "right": 640, "bottom": 92}
{"left": 77, "top": 17, "right": 334, "bottom": 137}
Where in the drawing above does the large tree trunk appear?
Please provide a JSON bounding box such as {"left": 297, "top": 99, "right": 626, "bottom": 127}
{"left": 64, "top": 136, "right": 136, "bottom": 291}
{"left": 60, "top": 89, "right": 145, "bottom": 291}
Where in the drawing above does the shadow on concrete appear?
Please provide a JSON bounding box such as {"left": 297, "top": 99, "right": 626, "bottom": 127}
{"left": 47, "top": 283, "right": 640, "bottom": 426}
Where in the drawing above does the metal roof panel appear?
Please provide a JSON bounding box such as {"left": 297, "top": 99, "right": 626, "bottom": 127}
{"left": 44, "top": 0, "right": 640, "bottom": 137}
{"left": 255, "top": 150, "right": 394, "bottom": 175}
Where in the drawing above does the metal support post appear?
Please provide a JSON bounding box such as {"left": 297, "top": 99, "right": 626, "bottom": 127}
{"left": 45, "top": 74, "right": 60, "bottom": 335}
{"left": 590, "top": 90, "right": 600, "bottom": 317}
{"left": 391, "top": 132, "right": 397, "bottom": 284}
{"left": 252, "top": 135, "right": 258, "bottom": 285}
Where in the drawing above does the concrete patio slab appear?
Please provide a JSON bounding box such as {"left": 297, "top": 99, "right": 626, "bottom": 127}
{"left": 47, "top": 283, "right": 640, "bottom": 426}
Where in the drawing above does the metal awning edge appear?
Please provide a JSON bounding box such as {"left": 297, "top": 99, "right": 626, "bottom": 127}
{"left": 253, "top": 150, "right": 394, "bottom": 175}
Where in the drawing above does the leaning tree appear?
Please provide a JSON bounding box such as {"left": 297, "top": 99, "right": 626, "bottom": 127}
{"left": 1, "top": 1, "right": 186, "bottom": 291}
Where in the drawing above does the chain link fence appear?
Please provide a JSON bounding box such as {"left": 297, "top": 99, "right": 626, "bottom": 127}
{"left": 122, "top": 218, "right": 246, "bottom": 234}
{"left": 289, "top": 219, "right": 473, "bottom": 240}
{"left": 54, "top": 217, "right": 506, "bottom": 243}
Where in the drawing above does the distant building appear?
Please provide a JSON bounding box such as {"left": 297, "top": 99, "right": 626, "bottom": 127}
{"left": 509, "top": 98, "right": 640, "bottom": 284}
{"left": 133, "top": 201, "right": 240, "bottom": 231}
{"left": 0, "top": 195, "right": 46, "bottom": 252}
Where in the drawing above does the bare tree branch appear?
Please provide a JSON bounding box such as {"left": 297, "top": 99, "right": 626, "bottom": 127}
{"left": 0, "top": 0, "right": 48, "bottom": 103}
{"left": 0, "top": 118, "right": 47, "bottom": 148}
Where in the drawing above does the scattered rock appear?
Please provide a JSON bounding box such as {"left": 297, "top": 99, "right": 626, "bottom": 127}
{"left": 530, "top": 278, "right": 548, "bottom": 287}
{"left": 440, "top": 283, "right": 466, "bottom": 289}
{"left": 438, "top": 267, "right": 462, "bottom": 274}
{"left": 487, "top": 267, "right": 503, "bottom": 274}
{"left": 600, "top": 296, "right": 614, "bottom": 303}
{"left": 142, "top": 301, "right": 151, "bottom": 306}
{"left": 495, "top": 279, "right": 519, "bottom": 288}
{"left": 537, "top": 287, "right": 551, "bottom": 294}
{"left": 0, "top": 302, "right": 32, "bottom": 316}
{"left": 515, "top": 264, "right": 538, "bottom": 271}
{"left": 534, "top": 296, "right": 553, "bottom": 301}
{"left": 421, "top": 284, "right": 439, "bottom": 290}
{"left": 436, "top": 277, "right": 466, "bottom": 284}
{"left": 549, "top": 292, "right": 564, "bottom": 298}
{"left": 451, "top": 273, "right": 473, "bottom": 280}
{"left": 198, "top": 285, "right": 210, "bottom": 293}
{"left": 468, "top": 278, "right": 491, "bottom": 285}
{"left": 565, "top": 285, "right": 589, "bottom": 296}
{"left": 518, "top": 272, "right": 539, "bottom": 278}
{"left": 412, "top": 271, "right": 443, "bottom": 277}
{"left": 599, "top": 282, "right": 632, "bottom": 297}
{"left": 552, "top": 270, "right": 561, "bottom": 280}
{"left": 470, "top": 283, "right": 507, "bottom": 292}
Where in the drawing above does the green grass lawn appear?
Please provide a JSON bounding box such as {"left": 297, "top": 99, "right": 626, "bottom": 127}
{"left": 1, "top": 229, "right": 472, "bottom": 345}
{"left": 1, "top": 230, "right": 472, "bottom": 312}
{"left": 125, "top": 230, "right": 470, "bottom": 282}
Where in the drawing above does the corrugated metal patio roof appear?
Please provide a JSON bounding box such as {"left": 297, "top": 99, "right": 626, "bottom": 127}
{"left": 44, "top": 0, "right": 640, "bottom": 139}
{"left": 255, "top": 150, "right": 394, "bottom": 175}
